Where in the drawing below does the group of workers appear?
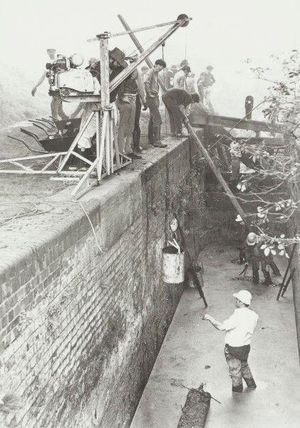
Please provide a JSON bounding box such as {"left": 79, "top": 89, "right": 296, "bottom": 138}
{"left": 31, "top": 48, "right": 216, "bottom": 168}
{"left": 159, "top": 60, "right": 216, "bottom": 113}
{"left": 31, "top": 50, "right": 283, "bottom": 401}
{"left": 241, "top": 231, "right": 281, "bottom": 286}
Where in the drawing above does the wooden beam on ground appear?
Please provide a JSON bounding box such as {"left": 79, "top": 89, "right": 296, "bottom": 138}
{"left": 117, "top": 14, "right": 167, "bottom": 93}
{"left": 192, "top": 114, "right": 283, "bottom": 134}
{"left": 185, "top": 121, "right": 247, "bottom": 220}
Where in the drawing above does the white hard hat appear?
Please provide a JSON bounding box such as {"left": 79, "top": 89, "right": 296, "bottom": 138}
{"left": 246, "top": 232, "right": 258, "bottom": 246}
{"left": 233, "top": 290, "right": 252, "bottom": 305}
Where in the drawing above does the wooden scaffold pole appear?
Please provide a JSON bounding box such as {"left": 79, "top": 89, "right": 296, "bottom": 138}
{"left": 117, "top": 15, "right": 246, "bottom": 220}
{"left": 185, "top": 121, "right": 246, "bottom": 220}
{"left": 117, "top": 15, "right": 167, "bottom": 93}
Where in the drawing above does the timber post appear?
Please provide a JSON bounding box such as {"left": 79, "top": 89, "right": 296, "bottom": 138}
{"left": 185, "top": 121, "right": 247, "bottom": 221}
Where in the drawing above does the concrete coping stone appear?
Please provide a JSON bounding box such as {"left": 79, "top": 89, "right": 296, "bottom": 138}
{"left": 0, "top": 138, "right": 189, "bottom": 281}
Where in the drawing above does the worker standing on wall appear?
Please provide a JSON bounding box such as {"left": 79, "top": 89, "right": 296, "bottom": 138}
{"left": 162, "top": 88, "right": 199, "bottom": 137}
{"left": 144, "top": 59, "right": 167, "bottom": 148}
{"left": 117, "top": 69, "right": 146, "bottom": 159}
{"left": 132, "top": 66, "right": 149, "bottom": 154}
{"left": 197, "top": 65, "right": 215, "bottom": 113}
{"left": 203, "top": 290, "right": 258, "bottom": 393}
{"left": 173, "top": 65, "right": 191, "bottom": 90}
{"left": 31, "top": 48, "right": 69, "bottom": 121}
{"left": 186, "top": 72, "right": 198, "bottom": 94}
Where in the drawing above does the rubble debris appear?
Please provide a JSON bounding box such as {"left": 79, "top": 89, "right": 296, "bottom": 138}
{"left": 177, "top": 384, "right": 211, "bottom": 428}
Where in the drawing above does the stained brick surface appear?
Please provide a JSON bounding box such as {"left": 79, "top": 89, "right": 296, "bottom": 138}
{"left": 0, "top": 139, "right": 214, "bottom": 427}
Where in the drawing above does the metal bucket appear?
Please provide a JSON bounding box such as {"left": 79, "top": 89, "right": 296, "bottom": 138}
{"left": 162, "top": 246, "right": 185, "bottom": 284}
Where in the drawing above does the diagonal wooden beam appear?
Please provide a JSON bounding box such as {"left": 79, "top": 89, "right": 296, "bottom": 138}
{"left": 118, "top": 15, "right": 245, "bottom": 220}
{"left": 117, "top": 14, "right": 167, "bottom": 93}
{"left": 185, "top": 121, "right": 247, "bottom": 220}
{"left": 65, "top": 15, "right": 185, "bottom": 103}
{"left": 110, "top": 16, "right": 188, "bottom": 94}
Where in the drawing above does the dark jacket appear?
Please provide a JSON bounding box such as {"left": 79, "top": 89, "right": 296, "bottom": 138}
{"left": 162, "top": 88, "right": 193, "bottom": 107}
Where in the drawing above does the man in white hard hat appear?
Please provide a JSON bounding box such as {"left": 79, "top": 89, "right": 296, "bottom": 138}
{"left": 203, "top": 290, "right": 258, "bottom": 393}
{"left": 245, "top": 232, "right": 280, "bottom": 285}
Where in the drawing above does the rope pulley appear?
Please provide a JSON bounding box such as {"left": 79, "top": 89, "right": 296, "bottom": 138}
{"left": 177, "top": 14, "right": 190, "bottom": 27}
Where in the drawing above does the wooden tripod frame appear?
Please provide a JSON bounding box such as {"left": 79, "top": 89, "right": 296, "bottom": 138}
{"left": 56, "top": 32, "right": 133, "bottom": 196}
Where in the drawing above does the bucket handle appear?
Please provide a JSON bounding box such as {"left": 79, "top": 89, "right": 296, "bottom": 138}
{"left": 168, "top": 239, "right": 181, "bottom": 253}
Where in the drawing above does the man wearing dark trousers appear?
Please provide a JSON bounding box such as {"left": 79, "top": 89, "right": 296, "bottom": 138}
{"left": 203, "top": 290, "right": 258, "bottom": 393}
{"left": 245, "top": 232, "right": 280, "bottom": 285}
{"left": 162, "top": 88, "right": 199, "bottom": 137}
{"left": 144, "top": 59, "right": 167, "bottom": 147}
{"left": 132, "top": 95, "right": 142, "bottom": 153}
{"left": 133, "top": 94, "right": 148, "bottom": 154}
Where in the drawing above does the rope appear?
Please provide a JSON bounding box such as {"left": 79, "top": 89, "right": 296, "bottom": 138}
{"left": 75, "top": 199, "right": 103, "bottom": 254}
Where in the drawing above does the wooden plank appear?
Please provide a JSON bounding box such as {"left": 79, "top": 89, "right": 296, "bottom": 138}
{"left": 174, "top": 214, "right": 208, "bottom": 307}
{"left": 277, "top": 243, "right": 297, "bottom": 300}
{"left": 281, "top": 268, "right": 295, "bottom": 297}
{"left": 185, "top": 121, "right": 247, "bottom": 220}
{"left": 192, "top": 114, "right": 283, "bottom": 133}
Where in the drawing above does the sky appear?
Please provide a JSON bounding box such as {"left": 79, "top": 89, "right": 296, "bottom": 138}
{"left": 0, "top": 0, "right": 299, "bottom": 116}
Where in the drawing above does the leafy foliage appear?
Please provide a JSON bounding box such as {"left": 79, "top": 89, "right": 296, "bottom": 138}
{"left": 234, "top": 50, "right": 300, "bottom": 255}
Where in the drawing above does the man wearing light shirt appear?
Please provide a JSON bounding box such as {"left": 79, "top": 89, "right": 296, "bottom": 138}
{"left": 31, "top": 48, "right": 69, "bottom": 120}
{"left": 203, "top": 289, "right": 258, "bottom": 393}
{"left": 173, "top": 65, "right": 191, "bottom": 90}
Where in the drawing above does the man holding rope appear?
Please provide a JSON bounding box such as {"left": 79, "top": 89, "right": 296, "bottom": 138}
{"left": 203, "top": 290, "right": 258, "bottom": 393}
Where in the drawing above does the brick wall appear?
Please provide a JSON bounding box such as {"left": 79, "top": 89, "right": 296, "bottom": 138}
{"left": 0, "top": 139, "right": 216, "bottom": 427}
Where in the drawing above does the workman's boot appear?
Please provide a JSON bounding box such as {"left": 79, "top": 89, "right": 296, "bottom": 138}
{"left": 153, "top": 126, "right": 167, "bottom": 148}
{"left": 245, "top": 378, "right": 257, "bottom": 389}
{"left": 232, "top": 384, "right": 243, "bottom": 393}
